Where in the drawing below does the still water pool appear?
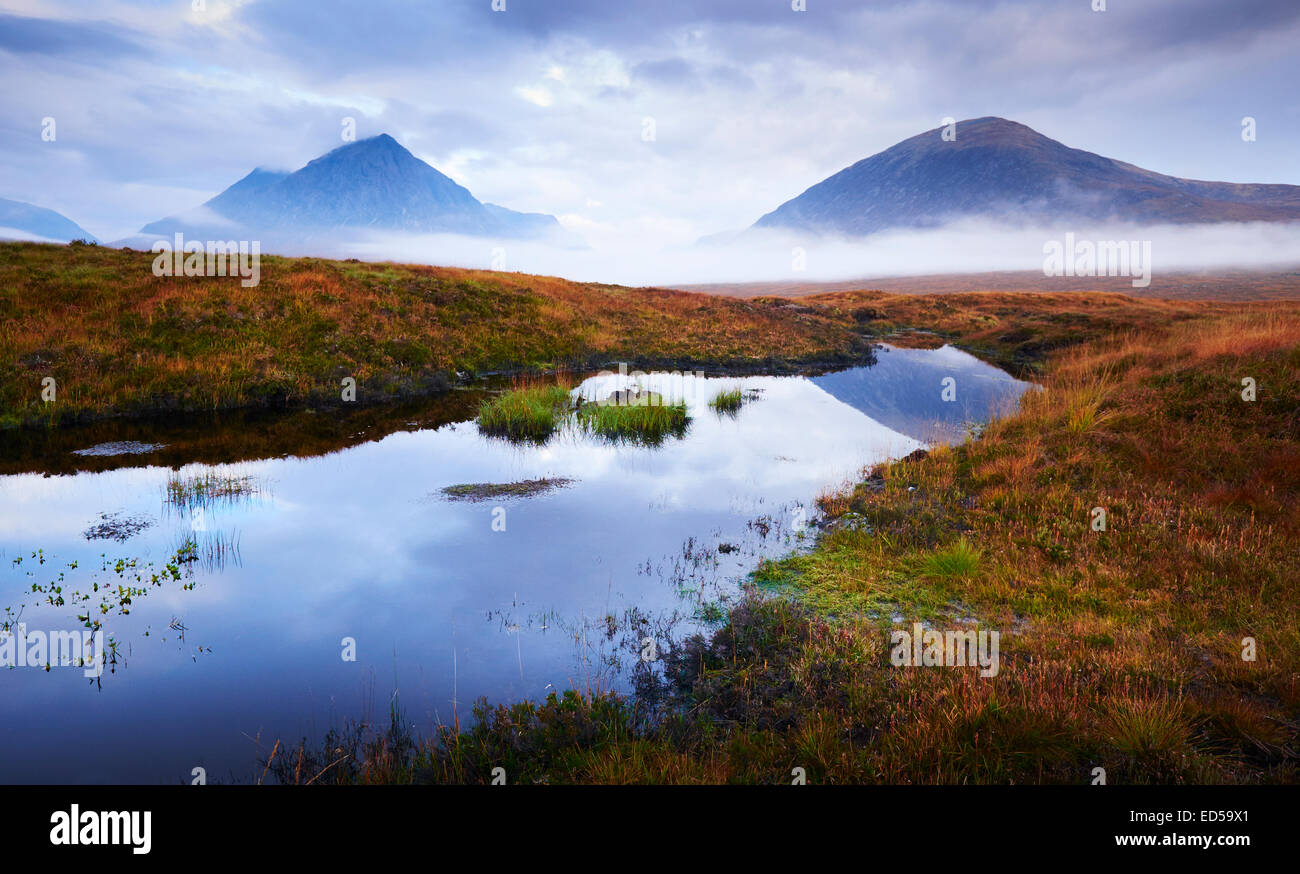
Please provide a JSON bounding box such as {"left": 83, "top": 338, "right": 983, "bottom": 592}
{"left": 0, "top": 345, "right": 1027, "bottom": 783}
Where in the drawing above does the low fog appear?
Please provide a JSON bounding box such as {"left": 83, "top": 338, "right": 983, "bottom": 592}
{"left": 199, "top": 218, "right": 1300, "bottom": 289}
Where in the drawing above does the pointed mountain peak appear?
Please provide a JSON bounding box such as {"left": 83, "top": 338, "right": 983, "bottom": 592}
{"left": 351, "top": 132, "right": 402, "bottom": 149}
{"left": 327, "top": 132, "right": 410, "bottom": 158}
{"left": 137, "top": 132, "right": 581, "bottom": 246}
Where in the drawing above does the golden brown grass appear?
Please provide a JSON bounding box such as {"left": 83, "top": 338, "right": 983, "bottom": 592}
{"left": 748, "top": 303, "right": 1300, "bottom": 782}
{"left": 0, "top": 242, "right": 867, "bottom": 427}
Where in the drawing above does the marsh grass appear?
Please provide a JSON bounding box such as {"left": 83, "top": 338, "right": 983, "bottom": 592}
{"left": 708, "top": 386, "right": 763, "bottom": 418}
{"left": 1104, "top": 697, "right": 1191, "bottom": 760}
{"left": 709, "top": 388, "right": 744, "bottom": 415}
{"left": 475, "top": 381, "right": 573, "bottom": 443}
{"left": 165, "top": 469, "right": 265, "bottom": 513}
{"left": 477, "top": 378, "right": 692, "bottom": 446}
{"left": 171, "top": 530, "right": 242, "bottom": 573}
{"left": 577, "top": 395, "right": 690, "bottom": 445}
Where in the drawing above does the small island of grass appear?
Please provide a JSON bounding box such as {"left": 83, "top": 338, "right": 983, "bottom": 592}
{"left": 475, "top": 383, "right": 573, "bottom": 443}
{"left": 708, "top": 386, "right": 760, "bottom": 417}
{"left": 475, "top": 381, "right": 691, "bottom": 446}
{"left": 577, "top": 393, "right": 689, "bottom": 445}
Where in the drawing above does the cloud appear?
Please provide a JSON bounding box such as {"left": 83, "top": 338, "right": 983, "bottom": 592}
{"left": 0, "top": 0, "right": 1296, "bottom": 261}
{"left": 0, "top": 12, "right": 145, "bottom": 57}
{"left": 515, "top": 85, "right": 554, "bottom": 108}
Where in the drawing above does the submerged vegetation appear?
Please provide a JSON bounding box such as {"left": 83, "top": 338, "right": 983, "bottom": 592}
{"left": 440, "top": 478, "right": 576, "bottom": 502}
{"left": 82, "top": 511, "right": 154, "bottom": 543}
{"left": 260, "top": 303, "right": 1300, "bottom": 784}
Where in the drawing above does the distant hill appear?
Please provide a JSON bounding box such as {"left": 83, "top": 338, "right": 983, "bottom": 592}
{"left": 752, "top": 117, "right": 1300, "bottom": 236}
{"left": 0, "top": 197, "right": 96, "bottom": 243}
{"left": 137, "top": 134, "right": 580, "bottom": 246}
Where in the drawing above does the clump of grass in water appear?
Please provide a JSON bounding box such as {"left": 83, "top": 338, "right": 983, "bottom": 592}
{"left": 708, "top": 386, "right": 761, "bottom": 417}
{"left": 476, "top": 383, "right": 573, "bottom": 444}
{"left": 165, "top": 470, "right": 264, "bottom": 513}
{"left": 577, "top": 392, "right": 689, "bottom": 446}
{"left": 171, "top": 530, "right": 242, "bottom": 573}
{"left": 709, "top": 388, "right": 744, "bottom": 415}
{"left": 476, "top": 377, "right": 693, "bottom": 446}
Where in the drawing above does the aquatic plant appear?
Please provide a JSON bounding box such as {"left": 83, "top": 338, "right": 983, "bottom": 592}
{"left": 708, "top": 388, "right": 745, "bottom": 414}
{"left": 5, "top": 545, "right": 198, "bottom": 633}
{"left": 475, "top": 383, "right": 573, "bottom": 443}
{"left": 477, "top": 379, "right": 692, "bottom": 446}
{"left": 164, "top": 470, "right": 265, "bottom": 514}
{"left": 171, "top": 530, "right": 242, "bottom": 574}
{"left": 83, "top": 511, "right": 154, "bottom": 542}
{"left": 576, "top": 396, "right": 689, "bottom": 445}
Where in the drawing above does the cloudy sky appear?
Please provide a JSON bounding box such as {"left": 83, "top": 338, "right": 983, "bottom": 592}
{"left": 3, "top": 0, "right": 1298, "bottom": 252}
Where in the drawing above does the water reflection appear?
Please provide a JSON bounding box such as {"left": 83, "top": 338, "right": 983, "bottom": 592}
{"left": 0, "top": 345, "right": 1027, "bottom": 783}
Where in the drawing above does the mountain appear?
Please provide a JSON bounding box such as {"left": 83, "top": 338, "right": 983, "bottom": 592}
{"left": 752, "top": 117, "right": 1300, "bottom": 236}
{"left": 812, "top": 343, "right": 1030, "bottom": 443}
{"left": 138, "top": 134, "right": 578, "bottom": 245}
{"left": 0, "top": 197, "right": 97, "bottom": 243}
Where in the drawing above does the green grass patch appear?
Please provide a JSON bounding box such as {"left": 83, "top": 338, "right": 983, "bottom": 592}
{"left": 577, "top": 395, "right": 690, "bottom": 445}
{"left": 475, "top": 384, "right": 573, "bottom": 443}
{"left": 917, "top": 537, "right": 982, "bottom": 582}
{"left": 709, "top": 388, "right": 744, "bottom": 414}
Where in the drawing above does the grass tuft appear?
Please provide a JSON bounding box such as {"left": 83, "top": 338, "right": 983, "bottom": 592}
{"left": 475, "top": 383, "right": 573, "bottom": 443}
{"left": 708, "top": 388, "right": 744, "bottom": 414}
{"left": 918, "top": 537, "right": 982, "bottom": 582}
{"left": 577, "top": 395, "right": 690, "bottom": 445}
